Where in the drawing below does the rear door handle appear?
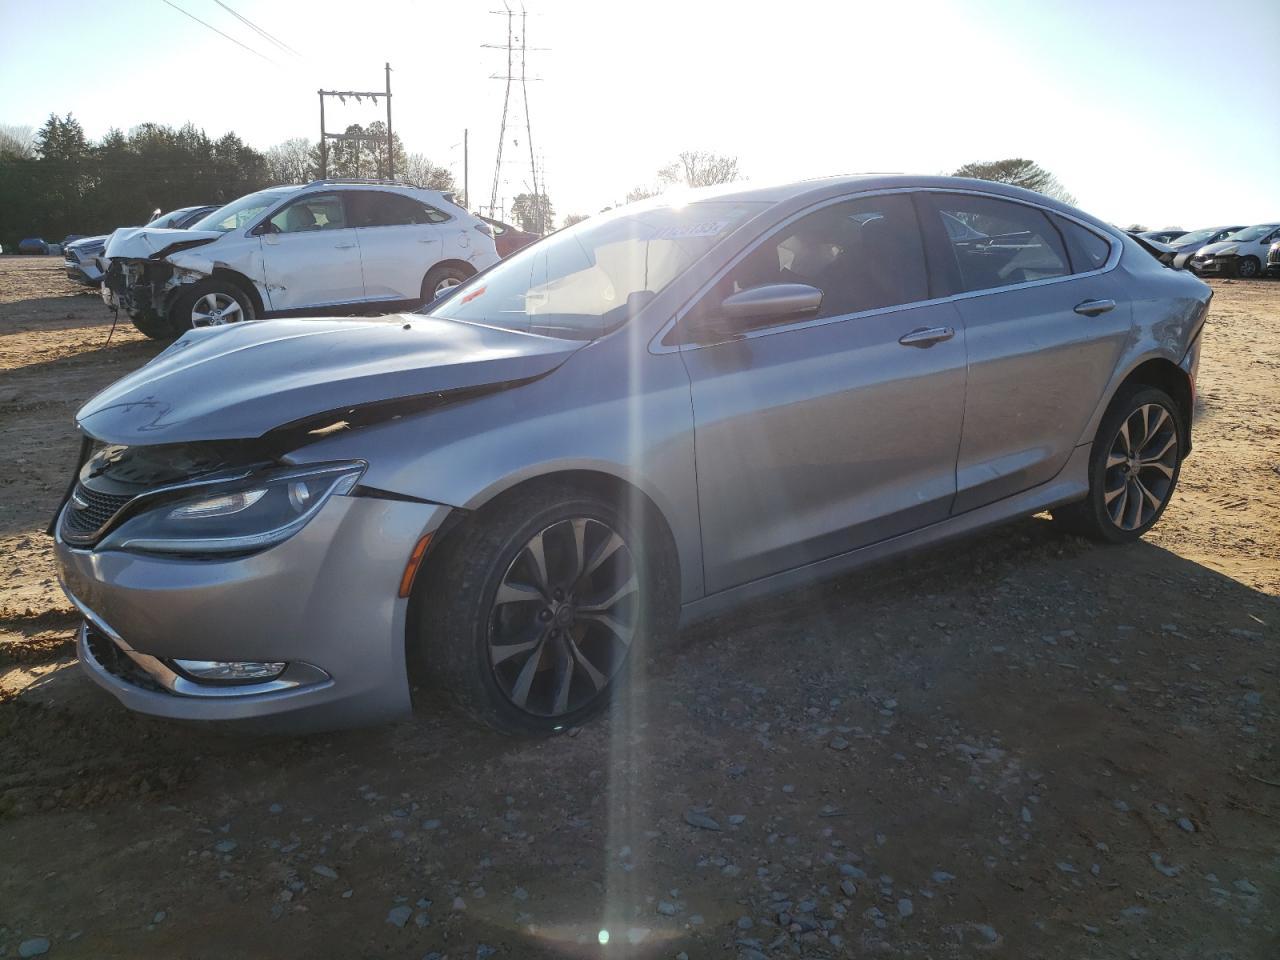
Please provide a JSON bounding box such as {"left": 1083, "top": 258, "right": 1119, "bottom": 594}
{"left": 334, "top": 242, "right": 357, "bottom": 249}
{"left": 1074, "top": 298, "right": 1116, "bottom": 317}
{"left": 898, "top": 326, "right": 955, "bottom": 348}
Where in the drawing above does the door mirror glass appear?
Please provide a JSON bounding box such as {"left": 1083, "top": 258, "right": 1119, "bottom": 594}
{"left": 719, "top": 283, "right": 824, "bottom": 323}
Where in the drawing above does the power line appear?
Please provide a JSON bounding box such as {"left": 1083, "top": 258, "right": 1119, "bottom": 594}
{"left": 159, "top": 0, "right": 277, "bottom": 64}
{"left": 212, "top": 0, "right": 302, "bottom": 57}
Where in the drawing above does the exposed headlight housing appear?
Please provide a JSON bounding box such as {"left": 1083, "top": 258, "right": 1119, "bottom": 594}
{"left": 99, "top": 461, "right": 364, "bottom": 555}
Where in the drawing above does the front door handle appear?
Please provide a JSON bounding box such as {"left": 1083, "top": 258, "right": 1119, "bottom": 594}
{"left": 898, "top": 326, "right": 955, "bottom": 348}
{"left": 1074, "top": 298, "right": 1116, "bottom": 317}
{"left": 334, "top": 242, "right": 357, "bottom": 250}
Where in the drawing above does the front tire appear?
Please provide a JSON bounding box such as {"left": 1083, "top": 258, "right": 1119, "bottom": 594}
{"left": 169, "top": 278, "right": 255, "bottom": 335}
{"left": 1053, "top": 385, "right": 1185, "bottom": 543}
{"left": 130, "top": 314, "right": 173, "bottom": 341}
{"left": 413, "top": 484, "right": 677, "bottom": 735}
{"left": 1235, "top": 256, "right": 1261, "bottom": 279}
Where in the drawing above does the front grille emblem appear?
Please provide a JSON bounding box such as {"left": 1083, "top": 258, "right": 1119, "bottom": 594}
{"left": 70, "top": 490, "right": 90, "bottom": 510}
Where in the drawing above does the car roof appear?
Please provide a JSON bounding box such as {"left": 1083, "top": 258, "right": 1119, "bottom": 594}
{"left": 676, "top": 174, "right": 1109, "bottom": 231}
{"left": 689, "top": 174, "right": 1077, "bottom": 209}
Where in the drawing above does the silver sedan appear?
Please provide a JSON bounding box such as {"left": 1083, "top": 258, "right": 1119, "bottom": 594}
{"left": 53, "top": 175, "right": 1210, "bottom": 734}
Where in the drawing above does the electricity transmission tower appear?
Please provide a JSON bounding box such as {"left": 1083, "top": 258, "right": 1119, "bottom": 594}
{"left": 484, "top": 4, "right": 546, "bottom": 231}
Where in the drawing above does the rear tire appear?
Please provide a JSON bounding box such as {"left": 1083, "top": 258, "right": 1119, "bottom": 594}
{"left": 412, "top": 483, "right": 678, "bottom": 735}
{"left": 421, "top": 264, "right": 473, "bottom": 305}
{"left": 1235, "top": 256, "right": 1261, "bottom": 279}
{"left": 1053, "top": 385, "right": 1185, "bottom": 543}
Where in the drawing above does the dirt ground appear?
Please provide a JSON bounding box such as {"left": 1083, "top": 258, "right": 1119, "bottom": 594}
{"left": 0, "top": 255, "right": 1276, "bottom": 959}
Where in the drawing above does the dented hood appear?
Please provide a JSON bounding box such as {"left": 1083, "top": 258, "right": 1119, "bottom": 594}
{"left": 104, "top": 226, "right": 224, "bottom": 260}
{"left": 76, "top": 315, "right": 584, "bottom": 444}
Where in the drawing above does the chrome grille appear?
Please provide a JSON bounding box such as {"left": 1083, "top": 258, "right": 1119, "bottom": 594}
{"left": 1268, "top": 247, "right": 1280, "bottom": 266}
{"left": 61, "top": 483, "right": 133, "bottom": 543}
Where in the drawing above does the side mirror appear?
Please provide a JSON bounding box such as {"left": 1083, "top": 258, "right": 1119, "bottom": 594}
{"left": 720, "top": 282, "right": 823, "bottom": 322}
{"left": 682, "top": 283, "right": 823, "bottom": 343}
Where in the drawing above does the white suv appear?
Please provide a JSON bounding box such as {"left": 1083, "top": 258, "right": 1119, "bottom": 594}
{"left": 102, "top": 180, "right": 500, "bottom": 339}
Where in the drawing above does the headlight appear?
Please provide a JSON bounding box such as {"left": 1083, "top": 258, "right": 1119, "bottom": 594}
{"left": 99, "top": 461, "right": 364, "bottom": 555}
{"left": 1215, "top": 246, "right": 1237, "bottom": 256}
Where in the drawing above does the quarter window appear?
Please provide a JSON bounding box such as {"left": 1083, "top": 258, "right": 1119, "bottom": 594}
{"left": 705, "top": 193, "right": 929, "bottom": 329}
{"left": 927, "top": 194, "right": 1069, "bottom": 292}
{"left": 269, "top": 194, "right": 347, "bottom": 233}
{"left": 1054, "top": 215, "right": 1112, "bottom": 273}
{"left": 349, "top": 191, "right": 451, "bottom": 227}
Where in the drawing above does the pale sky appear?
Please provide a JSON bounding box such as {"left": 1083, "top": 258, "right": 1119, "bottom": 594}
{"left": 2, "top": 0, "right": 1277, "bottom": 229}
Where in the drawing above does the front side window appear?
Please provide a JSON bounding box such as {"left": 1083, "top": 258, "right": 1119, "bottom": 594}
{"left": 426, "top": 200, "right": 766, "bottom": 340}
{"left": 699, "top": 193, "right": 929, "bottom": 329}
{"left": 268, "top": 194, "right": 347, "bottom": 233}
{"left": 349, "top": 191, "right": 450, "bottom": 227}
{"left": 192, "top": 189, "right": 295, "bottom": 234}
{"left": 928, "top": 194, "right": 1069, "bottom": 292}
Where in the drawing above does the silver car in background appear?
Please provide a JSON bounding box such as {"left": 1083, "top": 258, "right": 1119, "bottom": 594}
{"left": 53, "top": 175, "right": 1211, "bottom": 734}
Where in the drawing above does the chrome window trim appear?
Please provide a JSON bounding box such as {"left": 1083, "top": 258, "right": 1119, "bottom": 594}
{"left": 649, "top": 186, "right": 1122, "bottom": 355}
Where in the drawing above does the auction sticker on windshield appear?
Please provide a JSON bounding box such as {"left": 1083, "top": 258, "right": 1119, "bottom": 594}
{"left": 650, "top": 220, "right": 733, "bottom": 241}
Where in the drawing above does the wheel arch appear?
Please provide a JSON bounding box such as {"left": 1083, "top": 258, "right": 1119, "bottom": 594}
{"left": 422, "top": 259, "right": 477, "bottom": 286}
{"left": 1089, "top": 355, "right": 1193, "bottom": 454}
{"left": 428, "top": 467, "right": 681, "bottom": 585}
{"left": 402, "top": 467, "right": 683, "bottom": 702}
{"left": 208, "top": 267, "right": 266, "bottom": 316}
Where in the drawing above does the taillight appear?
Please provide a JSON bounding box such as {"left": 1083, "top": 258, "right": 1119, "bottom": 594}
{"left": 474, "top": 223, "right": 492, "bottom": 237}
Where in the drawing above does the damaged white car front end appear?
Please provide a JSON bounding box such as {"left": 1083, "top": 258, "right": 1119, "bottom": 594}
{"left": 102, "top": 183, "right": 500, "bottom": 341}
{"left": 102, "top": 228, "right": 240, "bottom": 319}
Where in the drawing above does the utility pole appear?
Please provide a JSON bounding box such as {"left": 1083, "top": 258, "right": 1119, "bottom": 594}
{"left": 385, "top": 62, "right": 394, "bottom": 180}
{"left": 317, "top": 64, "right": 395, "bottom": 180}
{"left": 463, "top": 128, "right": 469, "bottom": 210}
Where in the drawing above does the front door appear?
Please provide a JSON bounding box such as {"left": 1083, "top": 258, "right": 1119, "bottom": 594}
{"left": 917, "top": 192, "right": 1131, "bottom": 513}
{"left": 677, "top": 193, "right": 968, "bottom": 594}
{"left": 259, "top": 192, "right": 365, "bottom": 310}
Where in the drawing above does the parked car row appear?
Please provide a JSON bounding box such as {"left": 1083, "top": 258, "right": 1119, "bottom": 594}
{"left": 1130, "top": 222, "right": 1280, "bottom": 278}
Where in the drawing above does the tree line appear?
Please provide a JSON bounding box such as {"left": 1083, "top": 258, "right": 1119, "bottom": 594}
{"left": 0, "top": 113, "right": 456, "bottom": 249}
{"left": 1, "top": 111, "right": 1080, "bottom": 248}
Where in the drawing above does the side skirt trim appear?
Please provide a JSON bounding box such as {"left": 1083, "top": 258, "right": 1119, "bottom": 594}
{"left": 677, "top": 444, "right": 1091, "bottom": 627}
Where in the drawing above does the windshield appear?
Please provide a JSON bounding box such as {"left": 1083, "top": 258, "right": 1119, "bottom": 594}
{"left": 1170, "top": 228, "right": 1214, "bottom": 246}
{"left": 1224, "top": 224, "right": 1278, "bottom": 243}
{"left": 190, "top": 189, "right": 295, "bottom": 234}
{"left": 426, "top": 200, "right": 766, "bottom": 339}
{"left": 146, "top": 207, "right": 196, "bottom": 229}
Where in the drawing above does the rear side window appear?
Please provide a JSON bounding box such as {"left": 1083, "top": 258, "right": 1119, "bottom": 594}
{"left": 926, "top": 194, "right": 1069, "bottom": 293}
{"left": 1054, "top": 215, "right": 1113, "bottom": 273}
{"left": 709, "top": 193, "right": 929, "bottom": 326}
{"left": 349, "top": 191, "right": 451, "bottom": 227}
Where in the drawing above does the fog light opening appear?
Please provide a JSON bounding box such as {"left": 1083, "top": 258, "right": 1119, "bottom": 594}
{"left": 172, "top": 659, "right": 287, "bottom": 683}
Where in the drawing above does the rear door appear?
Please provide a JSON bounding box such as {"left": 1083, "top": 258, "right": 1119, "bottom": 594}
{"left": 678, "top": 192, "right": 967, "bottom": 594}
{"left": 349, "top": 191, "right": 449, "bottom": 302}
{"left": 918, "top": 192, "right": 1129, "bottom": 513}
{"left": 259, "top": 192, "right": 365, "bottom": 310}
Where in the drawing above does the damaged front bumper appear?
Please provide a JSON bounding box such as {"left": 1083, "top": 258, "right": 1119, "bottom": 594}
{"left": 56, "top": 490, "right": 450, "bottom": 731}
{"left": 103, "top": 257, "right": 199, "bottom": 322}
